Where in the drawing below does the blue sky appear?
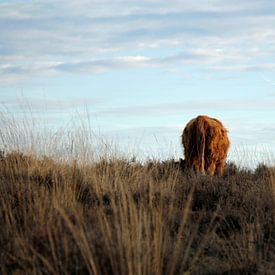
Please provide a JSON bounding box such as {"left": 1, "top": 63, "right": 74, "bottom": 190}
{"left": 1, "top": 0, "right": 275, "bottom": 165}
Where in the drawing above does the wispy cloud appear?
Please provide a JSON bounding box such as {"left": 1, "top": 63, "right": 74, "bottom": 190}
{"left": 1, "top": 0, "right": 275, "bottom": 85}
{"left": 90, "top": 98, "right": 275, "bottom": 118}
{"left": 0, "top": 96, "right": 102, "bottom": 113}
{"left": 211, "top": 64, "right": 275, "bottom": 72}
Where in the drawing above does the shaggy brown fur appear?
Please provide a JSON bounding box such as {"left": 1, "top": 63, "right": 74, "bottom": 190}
{"left": 181, "top": 115, "right": 230, "bottom": 176}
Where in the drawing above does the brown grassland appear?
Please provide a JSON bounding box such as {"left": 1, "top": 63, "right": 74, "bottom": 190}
{"left": 0, "top": 113, "right": 275, "bottom": 274}
{"left": 1, "top": 151, "right": 275, "bottom": 274}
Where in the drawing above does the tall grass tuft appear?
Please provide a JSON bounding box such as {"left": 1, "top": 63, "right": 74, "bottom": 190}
{"left": 0, "top": 110, "right": 275, "bottom": 274}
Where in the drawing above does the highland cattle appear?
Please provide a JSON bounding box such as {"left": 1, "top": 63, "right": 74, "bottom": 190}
{"left": 181, "top": 115, "right": 229, "bottom": 176}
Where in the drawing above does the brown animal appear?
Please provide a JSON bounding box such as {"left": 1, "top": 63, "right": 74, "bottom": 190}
{"left": 181, "top": 115, "right": 229, "bottom": 176}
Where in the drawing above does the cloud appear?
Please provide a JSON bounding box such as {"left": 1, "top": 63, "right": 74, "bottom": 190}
{"left": 0, "top": 56, "right": 154, "bottom": 85}
{"left": 3, "top": 46, "right": 271, "bottom": 84}
{"left": 0, "top": 96, "right": 102, "bottom": 113}
{"left": 1, "top": 0, "right": 275, "bottom": 85}
{"left": 54, "top": 56, "right": 152, "bottom": 73}
{"left": 92, "top": 98, "right": 275, "bottom": 117}
{"left": 211, "top": 64, "right": 275, "bottom": 72}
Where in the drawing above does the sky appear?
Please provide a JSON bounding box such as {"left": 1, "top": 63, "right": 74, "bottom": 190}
{"left": 1, "top": 0, "right": 275, "bottom": 166}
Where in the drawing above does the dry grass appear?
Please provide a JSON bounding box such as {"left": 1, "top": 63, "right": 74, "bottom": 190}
{"left": 0, "top": 150, "right": 275, "bottom": 275}
{"left": 0, "top": 110, "right": 275, "bottom": 274}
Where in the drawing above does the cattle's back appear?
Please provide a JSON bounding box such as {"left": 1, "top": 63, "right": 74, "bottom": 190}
{"left": 181, "top": 115, "right": 229, "bottom": 175}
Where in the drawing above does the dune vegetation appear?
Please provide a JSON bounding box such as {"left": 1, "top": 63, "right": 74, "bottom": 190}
{"left": 0, "top": 113, "right": 275, "bottom": 274}
{"left": 1, "top": 149, "right": 275, "bottom": 274}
